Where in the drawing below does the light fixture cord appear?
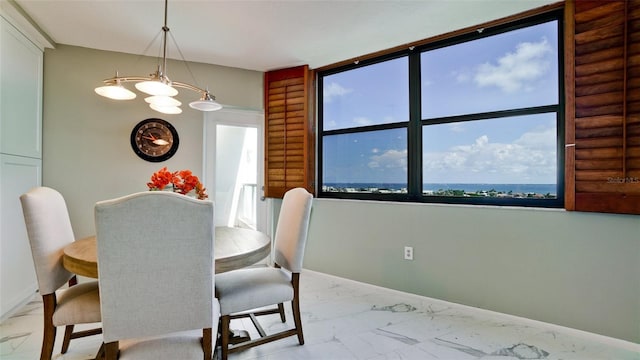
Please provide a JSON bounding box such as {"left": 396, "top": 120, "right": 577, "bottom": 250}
{"left": 159, "top": 0, "right": 201, "bottom": 89}
{"left": 161, "top": 0, "right": 169, "bottom": 77}
{"left": 168, "top": 31, "right": 202, "bottom": 89}
{"left": 129, "top": 0, "right": 167, "bottom": 75}
{"left": 131, "top": 30, "right": 163, "bottom": 71}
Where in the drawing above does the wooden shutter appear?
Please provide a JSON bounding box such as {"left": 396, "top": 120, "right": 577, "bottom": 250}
{"left": 566, "top": 0, "right": 640, "bottom": 214}
{"left": 264, "top": 65, "right": 315, "bottom": 198}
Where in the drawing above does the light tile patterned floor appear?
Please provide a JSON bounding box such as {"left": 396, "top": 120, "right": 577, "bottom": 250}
{"left": 1, "top": 270, "right": 638, "bottom": 359}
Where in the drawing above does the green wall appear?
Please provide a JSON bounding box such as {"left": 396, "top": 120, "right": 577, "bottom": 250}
{"left": 42, "top": 45, "right": 263, "bottom": 238}
{"left": 303, "top": 199, "right": 640, "bottom": 343}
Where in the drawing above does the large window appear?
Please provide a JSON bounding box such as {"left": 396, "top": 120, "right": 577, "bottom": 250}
{"left": 319, "top": 11, "right": 563, "bottom": 207}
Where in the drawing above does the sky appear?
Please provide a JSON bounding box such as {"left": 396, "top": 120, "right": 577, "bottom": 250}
{"left": 322, "top": 20, "right": 559, "bottom": 185}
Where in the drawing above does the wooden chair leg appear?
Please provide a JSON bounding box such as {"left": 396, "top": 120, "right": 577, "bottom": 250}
{"left": 220, "top": 316, "right": 231, "bottom": 360}
{"left": 202, "top": 328, "right": 212, "bottom": 360}
{"left": 104, "top": 341, "right": 119, "bottom": 360}
{"left": 292, "top": 297, "right": 304, "bottom": 345}
{"left": 277, "top": 303, "right": 286, "bottom": 322}
{"left": 215, "top": 319, "right": 222, "bottom": 349}
{"left": 41, "top": 294, "right": 57, "bottom": 360}
{"left": 61, "top": 325, "right": 74, "bottom": 353}
{"left": 94, "top": 342, "right": 105, "bottom": 360}
{"left": 291, "top": 273, "right": 304, "bottom": 345}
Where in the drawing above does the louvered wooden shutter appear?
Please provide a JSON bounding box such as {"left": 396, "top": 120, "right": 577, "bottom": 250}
{"left": 264, "top": 65, "right": 315, "bottom": 198}
{"left": 566, "top": 0, "right": 640, "bottom": 214}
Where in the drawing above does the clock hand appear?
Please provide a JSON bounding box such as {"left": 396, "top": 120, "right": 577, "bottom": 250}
{"left": 141, "top": 134, "right": 168, "bottom": 145}
{"left": 153, "top": 139, "right": 169, "bottom": 146}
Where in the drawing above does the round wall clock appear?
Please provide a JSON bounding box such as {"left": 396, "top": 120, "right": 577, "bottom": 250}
{"left": 130, "top": 118, "right": 179, "bottom": 162}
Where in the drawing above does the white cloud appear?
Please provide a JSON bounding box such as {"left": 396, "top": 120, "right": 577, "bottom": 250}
{"left": 325, "top": 119, "right": 337, "bottom": 128}
{"left": 447, "top": 123, "right": 466, "bottom": 133}
{"left": 514, "top": 126, "right": 556, "bottom": 149}
{"left": 424, "top": 127, "right": 556, "bottom": 183}
{"left": 323, "top": 82, "right": 353, "bottom": 102}
{"left": 353, "top": 117, "right": 373, "bottom": 126}
{"left": 474, "top": 38, "right": 552, "bottom": 93}
{"left": 453, "top": 69, "right": 472, "bottom": 83}
{"left": 368, "top": 149, "right": 407, "bottom": 171}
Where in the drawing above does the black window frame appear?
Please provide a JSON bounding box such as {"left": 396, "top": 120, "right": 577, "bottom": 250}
{"left": 318, "top": 10, "right": 565, "bottom": 208}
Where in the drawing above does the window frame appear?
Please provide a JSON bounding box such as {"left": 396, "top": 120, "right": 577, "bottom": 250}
{"left": 319, "top": 52, "right": 413, "bottom": 203}
{"left": 318, "top": 9, "right": 565, "bottom": 208}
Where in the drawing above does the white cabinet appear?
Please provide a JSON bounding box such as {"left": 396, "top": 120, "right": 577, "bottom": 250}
{"left": 1, "top": 15, "right": 42, "bottom": 158}
{"left": 0, "top": 154, "right": 40, "bottom": 315}
{"left": 0, "top": 14, "right": 43, "bottom": 318}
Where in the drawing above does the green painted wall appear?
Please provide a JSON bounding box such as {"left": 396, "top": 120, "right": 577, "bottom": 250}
{"left": 42, "top": 45, "right": 263, "bottom": 238}
{"left": 303, "top": 199, "right": 640, "bottom": 343}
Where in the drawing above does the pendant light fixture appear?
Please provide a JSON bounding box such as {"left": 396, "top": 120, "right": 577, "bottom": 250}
{"left": 94, "top": 0, "right": 222, "bottom": 114}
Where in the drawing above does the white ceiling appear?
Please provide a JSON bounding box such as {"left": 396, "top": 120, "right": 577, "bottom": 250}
{"left": 14, "top": 0, "right": 557, "bottom": 72}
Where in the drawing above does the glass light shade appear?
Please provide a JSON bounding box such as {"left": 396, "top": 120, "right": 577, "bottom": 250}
{"left": 135, "top": 80, "right": 179, "bottom": 96}
{"left": 189, "top": 99, "right": 222, "bottom": 111}
{"left": 94, "top": 85, "right": 136, "bottom": 100}
{"left": 144, "top": 95, "right": 181, "bottom": 107}
{"left": 150, "top": 103, "right": 182, "bottom": 114}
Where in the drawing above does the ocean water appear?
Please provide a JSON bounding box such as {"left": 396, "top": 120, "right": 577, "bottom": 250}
{"left": 324, "top": 183, "right": 557, "bottom": 195}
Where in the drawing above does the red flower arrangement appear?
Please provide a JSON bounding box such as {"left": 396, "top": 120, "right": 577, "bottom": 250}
{"left": 147, "top": 167, "right": 208, "bottom": 200}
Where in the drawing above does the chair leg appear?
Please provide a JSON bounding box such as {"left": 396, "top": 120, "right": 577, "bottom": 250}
{"left": 61, "top": 325, "right": 73, "bottom": 353}
{"left": 291, "top": 273, "right": 304, "bottom": 345}
{"left": 41, "top": 294, "right": 57, "bottom": 360}
{"left": 214, "top": 321, "right": 221, "bottom": 358}
{"left": 277, "top": 303, "right": 286, "bottom": 322}
{"left": 292, "top": 297, "right": 304, "bottom": 345}
{"left": 202, "top": 328, "right": 212, "bottom": 360}
{"left": 220, "top": 316, "right": 231, "bottom": 360}
{"left": 104, "top": 341, "right": 119, "bottom": 360}
{"left": 94, "top": 342, "right": 105, "bottom": 360}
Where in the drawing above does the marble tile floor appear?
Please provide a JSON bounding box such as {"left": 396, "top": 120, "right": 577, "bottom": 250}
{"left": 1, "top": 270, "right": 638, "bottom": 360}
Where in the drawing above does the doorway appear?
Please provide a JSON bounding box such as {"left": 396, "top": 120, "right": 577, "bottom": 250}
{"left": 203, "top": 108, "right": 267, "bottom": 233}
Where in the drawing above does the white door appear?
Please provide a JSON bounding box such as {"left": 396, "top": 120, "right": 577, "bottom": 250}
{"left": 203, "top": 108, "right": 268, "bottom": 233}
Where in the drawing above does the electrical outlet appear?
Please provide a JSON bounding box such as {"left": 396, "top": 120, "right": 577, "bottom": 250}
{"left": 404, "top": 246, "right": 414, "bottom": 260}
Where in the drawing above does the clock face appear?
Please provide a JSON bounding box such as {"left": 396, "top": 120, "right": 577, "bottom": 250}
{"left": 130, "top": 118, "right": 179, "bottom": 162}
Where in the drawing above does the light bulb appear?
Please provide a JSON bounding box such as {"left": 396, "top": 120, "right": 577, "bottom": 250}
{"left": 145, "top": 96, "right": 181, "bottom": 107}
{"left": 136, "top": 81, "right": 178, "bottom": 96}
{"left": 94, "top": 85, "right": 136, "bottom": 100}
{"left": 150, "top": 103, "right": 182, "bottom": 114}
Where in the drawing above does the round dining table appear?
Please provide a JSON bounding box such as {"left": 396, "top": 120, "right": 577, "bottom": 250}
{"left": 63, "top": 226, "right": 271, "bottom": 278}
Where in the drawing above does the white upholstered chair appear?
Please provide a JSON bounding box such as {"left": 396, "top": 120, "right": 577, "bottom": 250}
{"left": 20, "top": 187, "right": 102, "bottom": 360}
{"left": 94, "top": 191, "right": 218, "bottom": 360}
{"left": 215, "top": 187, "right": 313, "bottom": 360}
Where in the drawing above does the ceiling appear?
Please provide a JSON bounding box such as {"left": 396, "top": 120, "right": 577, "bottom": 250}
{"left": 13, "top": 0, "right": 557, "bottom": 72}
